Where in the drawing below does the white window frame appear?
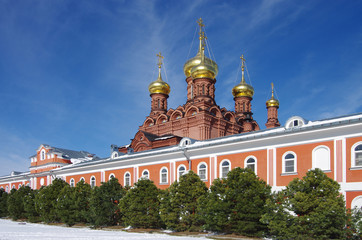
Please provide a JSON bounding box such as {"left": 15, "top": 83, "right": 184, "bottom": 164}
{"left": 90, "top": 176, "right": 96, "bottom": 188}
{"left": 124, "top": 172, "right": 131, "bottom": 186}
{"left": 282, "top": 151, "right": 297, "bottom": 174}
{"left": 111, "top": 152, "right": 118, "bottom": 159}
{"left": 312, "top": 145, "right": 331, "bottom": 171}
{"left": 69, "top": 178, "right": 75, "bottom": 187}
{"left": 18, "top": 184, "right": 22, "bottom": 189}
{"left": 177, "top": 164, "right": 187, "bottom": 180}
{"left": 197, "top": 162, "right": 208, "bottom": 181}
{"left": 40, "top": 178, "right": 45, "bottom": 186}
{"left": 351, "top": 142, "right": 362, "bottom": 168}
{"left": 160, "top": 167, "right": 168, "bottom": 184}
{"left": 141, "top": 169, "right": 149, "bottom": 179}
{"left": 109, "top": 173, "right": 115, "bottom": 180}
{"left": 6, "top": 186, "right": 9, "bottom": 192}
{"left": 79, "top": 177, "right": 85, "bottom": 183}
{"left": 40, "top": 149, "right": 46, "bottom": 160}
{"left": 244, "top": 156, "right": 257, "bottom": 174}
{"left": 220, "top": 160, "right": 231, "bottom": 178}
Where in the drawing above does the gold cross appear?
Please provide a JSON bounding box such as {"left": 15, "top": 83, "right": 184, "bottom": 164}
{"left": 240, "top": 54, "right": 246, "bottom": 70}
{"left": 197, "top": 18, "right": 204, "bottom": 29}
{"left": 156, "top": 52, "right": 163, "bottom": 68}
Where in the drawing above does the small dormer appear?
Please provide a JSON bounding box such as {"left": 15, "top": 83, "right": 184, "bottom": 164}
{"left": 285, "top": 116, "right": 308, "bottom": 129}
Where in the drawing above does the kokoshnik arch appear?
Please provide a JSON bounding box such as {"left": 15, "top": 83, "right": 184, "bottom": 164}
{"left": 0, "top": 19, "right": 361, "bottom": 209}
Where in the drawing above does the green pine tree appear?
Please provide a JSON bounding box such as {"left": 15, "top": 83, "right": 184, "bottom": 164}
{"left": 199, "top": 167, "right": 271, "bottom": 237}
{"left": 159, "top": 170, "right": 208, "bottom": 232}
{"left": 88, "top": 177, "right": 125, "bottom": 227}
{"left": 0, "top": 188, "right": 8, "bottom": 217}
{"left": 261, "top": 168, "right": 347, "bottom": 239}
{"left": 346, "top": 207, "right": 362, "bottom": 239}
{"left": 23, "top": 188, "right": 40, "bottom": 222}
{"left": 35, "top": 178, "right": 69, "bottom": 223}
{"left": 55, "top": 185, "right": 78, "bottom": 226}
{"left": 7, "top": 186, "right": 33, "bottom": 220}
{"left": 74, "top": 179, "right": 92, "bottom": 223}
{"left": 120, "top": 178, "right": 162, "bottom": 229}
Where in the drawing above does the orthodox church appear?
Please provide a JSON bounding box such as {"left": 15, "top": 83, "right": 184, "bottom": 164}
{"left": 0, "top": 19, "right": 361, "bottom": 209}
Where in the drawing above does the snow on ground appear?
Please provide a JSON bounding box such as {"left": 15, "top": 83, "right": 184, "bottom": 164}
{"left": 0, "top": 219, "right": 206, "bottom": 240}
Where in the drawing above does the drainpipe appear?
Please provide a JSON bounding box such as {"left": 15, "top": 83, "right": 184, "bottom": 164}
{"left": 181, "top": 147, "right": 191, "bottom": 171}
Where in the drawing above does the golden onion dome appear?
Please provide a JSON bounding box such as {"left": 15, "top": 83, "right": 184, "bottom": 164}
{"left": 148, "top": 52, "right": 171, "bottom": 95}
{"left": 232, "top": 81, "right": 254, "bottom": 98}
{"left": 183, "top": 18, "right": 218, "bottom": 78}
{"left": 148, "top": 78, "right": 170, "bottom": 95}
{"left": 232, "top": 54, "right": 254, "bottom": 98}
{"left": 266, "top": 83, "right": 279, "bottom": 108}
{"left": 190, "top": 50, "right": 218, "bottom": 79}
{"left": 183, "top": 52, "right": 218, "bottom": 77}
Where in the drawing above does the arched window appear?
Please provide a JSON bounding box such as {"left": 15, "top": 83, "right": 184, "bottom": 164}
{"left": 111, "top": 152, "right": 118, "bottom": 159}
{"left": 283, "top": 152, "right": 297, "bottom": 173}
{"left": 245, "top": 157, "right": 257, "bottom": 174}
{"left": 220, "top": 160, "right": 231, "bottom": 178}
{"left": 40, "top": 178, "right": 45, "bottom": 186}
{"left": 177, "top": 165, "right": 186, "bottom": 180}
{"left": 160, "top": 167, "right": 168, "bottom": 183}
{"left": 90, "top": 176, "right": 96, "bottom": 188}
{"left": 40, "top": 149, "right": 46, "bottom": 160}
{"left": 70, "top": 178, "right": 75, "bottom": 187}
{"left": 352, "top": 143, "right": 362, "bottom": 168}
{"left": 312, "top": 146, "right": 330, "bottom": 171}
{"left": 198, "top": 163, "right": 207, "bottom": 180}
{"left": 351, "top": 195, "right": 362, "bottom": 209}
{"left": 6, "top": 186, "right": 9, "bottom": 192}
{"left": 124, "top": 172, "right": 131, "bottom": 186}
{"left": 79, "top": 177, "right": 85, "bottom": 183}
{"left": 142, "top": 170, "right": 149, "bottom": 179}
{"left": 18, "top": 184, "right": 22, "bottom": 189}
{"left": 12, "top": 185, "right": 16, "bottom": 189}
{"left": 109, "top": 174, "right": 115, "bottom": 180}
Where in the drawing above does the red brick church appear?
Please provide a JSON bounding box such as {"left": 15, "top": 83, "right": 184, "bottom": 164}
{"left": 1, "top": 19, "right": 361, "bottom": 209}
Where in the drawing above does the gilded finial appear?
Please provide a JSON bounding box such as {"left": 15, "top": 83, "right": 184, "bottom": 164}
{"left": 156, "top": 52, "right": 163, "bottom": 69}
{"left": 196, "top": 18, "right": 206, "bottom": 54}
{"left": 240, "top": 54, "right": 246, "bottom": 83}
{"left": 156, "top": 52, "right": 164, "bottom": 81}
{"left": 266, "top": 82, "right": 279, "bottom": 108}
{"left": 148, "top": 51, "right": 170, "bottom": 95}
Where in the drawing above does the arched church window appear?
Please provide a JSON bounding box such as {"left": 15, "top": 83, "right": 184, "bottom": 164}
{"left": 124, "top": 172, "right": 131, "bottom": 186}
{"left": 177, "top": 165, "right": 186, "bottom": 180}
{"left": 90, "top": 176, "right": 96, "bottom": 188}
{"left": 70, "top": 178, "right": 75, "bottom": 187}
{"left": 312, "top": 146, "right": 330, "bottom": 171}
{"left": 142, "top": 170, "right": 149, "bottom": 179}
{"left": 160, "top": 167, "right": 168, "bottom": 183}
{"left": 352, "top": 143, "right": 362, "bottom": 168}
{"left": 283, "top": 152, "right": 297, "bottom": 173}
{"left": 220, "top": 160, "right": 231, "bottom": 178}
{"left": 245, "top": 157, "right": 257, "bottom": 174}
{"left": 198, "top": 163, "right": 207, "bottom": 180}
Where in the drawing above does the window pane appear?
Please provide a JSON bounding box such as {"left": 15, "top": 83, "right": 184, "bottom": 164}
{"left": 355, "top": 144, "right": 362, "bottom": 151}
{"left": 356, "top": 152, "right": 362, "bottom": 166}
{"left": 285, "top": 154, "right": 295, "bottom": 159}
{"left": 222, "top": 166, "right": 229, "bottom": 178}
{"left": 247, "top": 158, "right": 255, "bottom": 164}
{"left": 246, "top": 164, "right": 255, "bottom": 173}
{"left": 162, "top": 173, "right": 167, "bottom": 183}
{"left": 222, "top": 161, "right": 230, "bottom": 166}
{"left": 285, "top": 160, "right": 294, "bottom": 172}
{"left": 199, "top": 169, "right": 206, "bottom": 180}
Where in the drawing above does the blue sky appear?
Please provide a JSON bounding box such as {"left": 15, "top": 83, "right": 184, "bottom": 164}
{"left": 0, "top": 0, "right": 362, "bottom": 176}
